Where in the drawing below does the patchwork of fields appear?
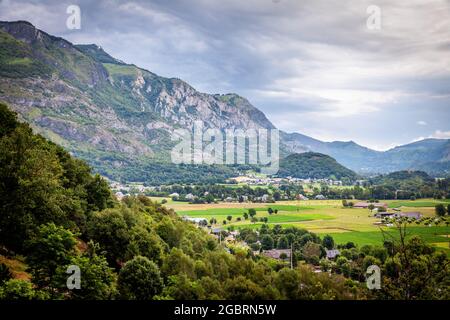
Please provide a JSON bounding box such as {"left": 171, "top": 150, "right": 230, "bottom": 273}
{"left": 160, "top": 198, "right": 450, "bottom": 253}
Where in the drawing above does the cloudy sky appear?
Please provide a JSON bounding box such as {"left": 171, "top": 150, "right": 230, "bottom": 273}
{"left": 1, "top": 0, "right": 450, "bottom": 150}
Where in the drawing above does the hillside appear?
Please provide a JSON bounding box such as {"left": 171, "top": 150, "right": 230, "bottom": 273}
{"left": 0, "top": 21, "right": 274, "bottom": 183}
{"left": 0, "top": 102, "right": 366, "bottom": 300}
{"left": 0, "top": 20, "right": 449, "bottom": 182}
{"left": 277, "top": 152, "right": 359, "bottom": 181}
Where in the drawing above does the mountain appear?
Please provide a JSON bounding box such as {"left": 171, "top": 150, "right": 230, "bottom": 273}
{"left": 0, "top": 20, "right": 449, "bottom": 181}
{"left": 277, "top": 152, "right": 359, "bottom": 181}
{"left": 281, "top": 132, "right": 381, "bottom": 172}
{"left": 0, "top": 21, "right": 276, "bottom": 183}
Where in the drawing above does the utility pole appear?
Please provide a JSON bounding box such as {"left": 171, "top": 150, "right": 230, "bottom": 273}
{"left": 290, "top": 243, "right": 293, "bottom": 269}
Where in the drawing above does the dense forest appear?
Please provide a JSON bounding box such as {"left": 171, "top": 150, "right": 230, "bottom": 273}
{"left": 277, "top": 152, "right": 360, "bottom": 182}
{"left": 0, "top": 103, "right": 448, "bottom": 300}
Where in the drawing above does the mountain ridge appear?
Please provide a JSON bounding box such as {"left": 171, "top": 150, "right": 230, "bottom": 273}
{"left": 0, "top": 20, "right": 449, "bottom": 179}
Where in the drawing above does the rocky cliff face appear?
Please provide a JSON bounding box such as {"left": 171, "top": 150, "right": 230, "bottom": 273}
{"left": 0, "top": 21, "right": 275, "bottom": 166}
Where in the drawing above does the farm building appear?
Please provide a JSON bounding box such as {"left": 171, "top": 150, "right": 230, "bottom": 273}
{"left": 262, "top": 249, "right": 291, "bottom": 260}
{"left": 354, "top": 202, "right": 388, "bottom": 209}
{"left": 375, "top": 212, "right": 394, "bottom": 218}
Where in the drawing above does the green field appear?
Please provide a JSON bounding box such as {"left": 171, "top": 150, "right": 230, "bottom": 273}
{"left": 387, "top": 199, "right": 450, "bottom": 208}
{"left": 329, "top": 226, "right": 450, "bottom": 246}
{"left": 166, "top": 198, "right": 450, "bottom": 252}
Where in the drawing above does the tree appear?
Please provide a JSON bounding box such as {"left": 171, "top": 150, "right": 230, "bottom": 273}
{"left": 248, "top": 208, "right": 257, "bottom": 218}
{"left": 302, "top": 241, "right": 321, "bottom": 263}
{"left": 322, "top": 235, "right": 335, "bottom": 250}
{"left": 226, "top": 215, "right": 232, "bottom": 222}
{"left": 275, "top": 268, "right": 299, "bottom": 299}
{"left": 243, "top": 212, "right": 249, "bottom": 220}
{"left": 161, "top": 248, "right": 196, "bottom": 279}
{"left": 223, "top": 276, "right": 265, "bottom": 299}
{"left": 277, "top": 235, "right": 289, "bottom": 249}
{"left": 379, "top": 220, "right": 450, "bottom": 300}
{"left": 0, "top": 124, "right": 68, "bottom": 252}
{"left": 0, "top": 279, "right": 48, "bottom": 300}
{"left": 86, "top": 174, "right": 113, "bottom": 211}
{"left": 87, "top": 208, "right": 131, "bottom": 264}
{"left": 55, "top": 244, "right": 116, "bottom": 300}
{"left": 342, "top": 200, "right": 348, "bottom": 207}
{"left": 435, "top": 204, "right": 446, "bottom": 217}
{"left": 126, "top": 226, "right": 164, "bottom": 265}
{"left": 0, "top": 103, "right": 18, "bottom": 137}
{"left": 261, "top": 235, "right": 274, "bottom": 250}
{"left": 273, "top": 192, "right": 281, "bottom": 201}
{"left": 25, "top": 223, "right": 76, "bottom": 290}
{"left": 268, "top": 208, "right": 274, "bottom": 215}
{"left": 162, "top": 274, "right": 204, "bottom": 299}
{"left": 156, "top": 217, "right": 181, "bottom": 248}
{"left": 118, "top": 256, "right": 163, "bottom": 300}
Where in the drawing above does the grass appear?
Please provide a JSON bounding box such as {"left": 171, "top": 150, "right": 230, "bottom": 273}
{"left": 266, "top": 213, "right": 334, "bottom": 223}
{"left": 171, "top": 198, "right": 449, "bottom": 251}
{"left": 386, "top": 199, "right": 450, "bottom": 208}
{"left": 103, "top": 63, "right": 138, "bottom": 77}
{"left": 329, "top": 226, "right": 450, "bottom": 254}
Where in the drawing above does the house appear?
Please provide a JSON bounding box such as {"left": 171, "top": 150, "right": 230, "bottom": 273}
{"left": 375, "top": 212, "right": 394, "bottom": 218}
{"left": 185, "top": 193, "right": 195, "bottom": 201}
{"left": 297, "top": 194, "right": 309, "bottom": 201}
{"left": 169, "top": 192, "right": 179, "bottom": 198}
{"left": 394, "top": 212, "right": 422, "bottom": 220}
{"left": 325, "top": 249, "right": 340, "bottom": 260}
{"left": 315, "top": 194, "right": 327, "bottom": 200}
{"left": 354, "top": 202, "right": 388, "bottom": 209}
{"left": 224, "top": 197, "right": 234, "bottom": 202}
{"left": 262, "top": 249, "right": 291, "bottom": 260}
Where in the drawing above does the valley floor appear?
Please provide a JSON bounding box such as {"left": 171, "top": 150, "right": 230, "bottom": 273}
{"left": 155, "top": 198, "right": 450, "bottom": 254}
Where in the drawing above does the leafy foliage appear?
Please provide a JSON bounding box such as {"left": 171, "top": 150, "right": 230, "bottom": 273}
{"left": 278, "top": 152, "right": 359, "bottom": 181}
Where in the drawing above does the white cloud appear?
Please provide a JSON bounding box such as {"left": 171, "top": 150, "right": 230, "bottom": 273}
{"left": 417, "top": 121, "right": 427, "bottom": 126}
{"left": 431, "top": 130, "right": 450, "bottom": 139}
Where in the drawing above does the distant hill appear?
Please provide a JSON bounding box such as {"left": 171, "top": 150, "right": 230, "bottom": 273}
{"left": 277, "top": 152, "right": 359, "bottom": 181}
{"left": 369, "top": 170, "right": 435, "bottom": 188}
{"left": 283, "top": 133, "right": 450, "bottom": 176}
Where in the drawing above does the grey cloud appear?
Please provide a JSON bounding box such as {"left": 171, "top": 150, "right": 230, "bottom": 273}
{"left": 0, "top": 0, "right": 449, "bottom": 149}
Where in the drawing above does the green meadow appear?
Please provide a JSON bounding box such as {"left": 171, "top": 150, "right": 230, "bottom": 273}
{"left": 166, "top": 198, "right": 450, "bottom": 252}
